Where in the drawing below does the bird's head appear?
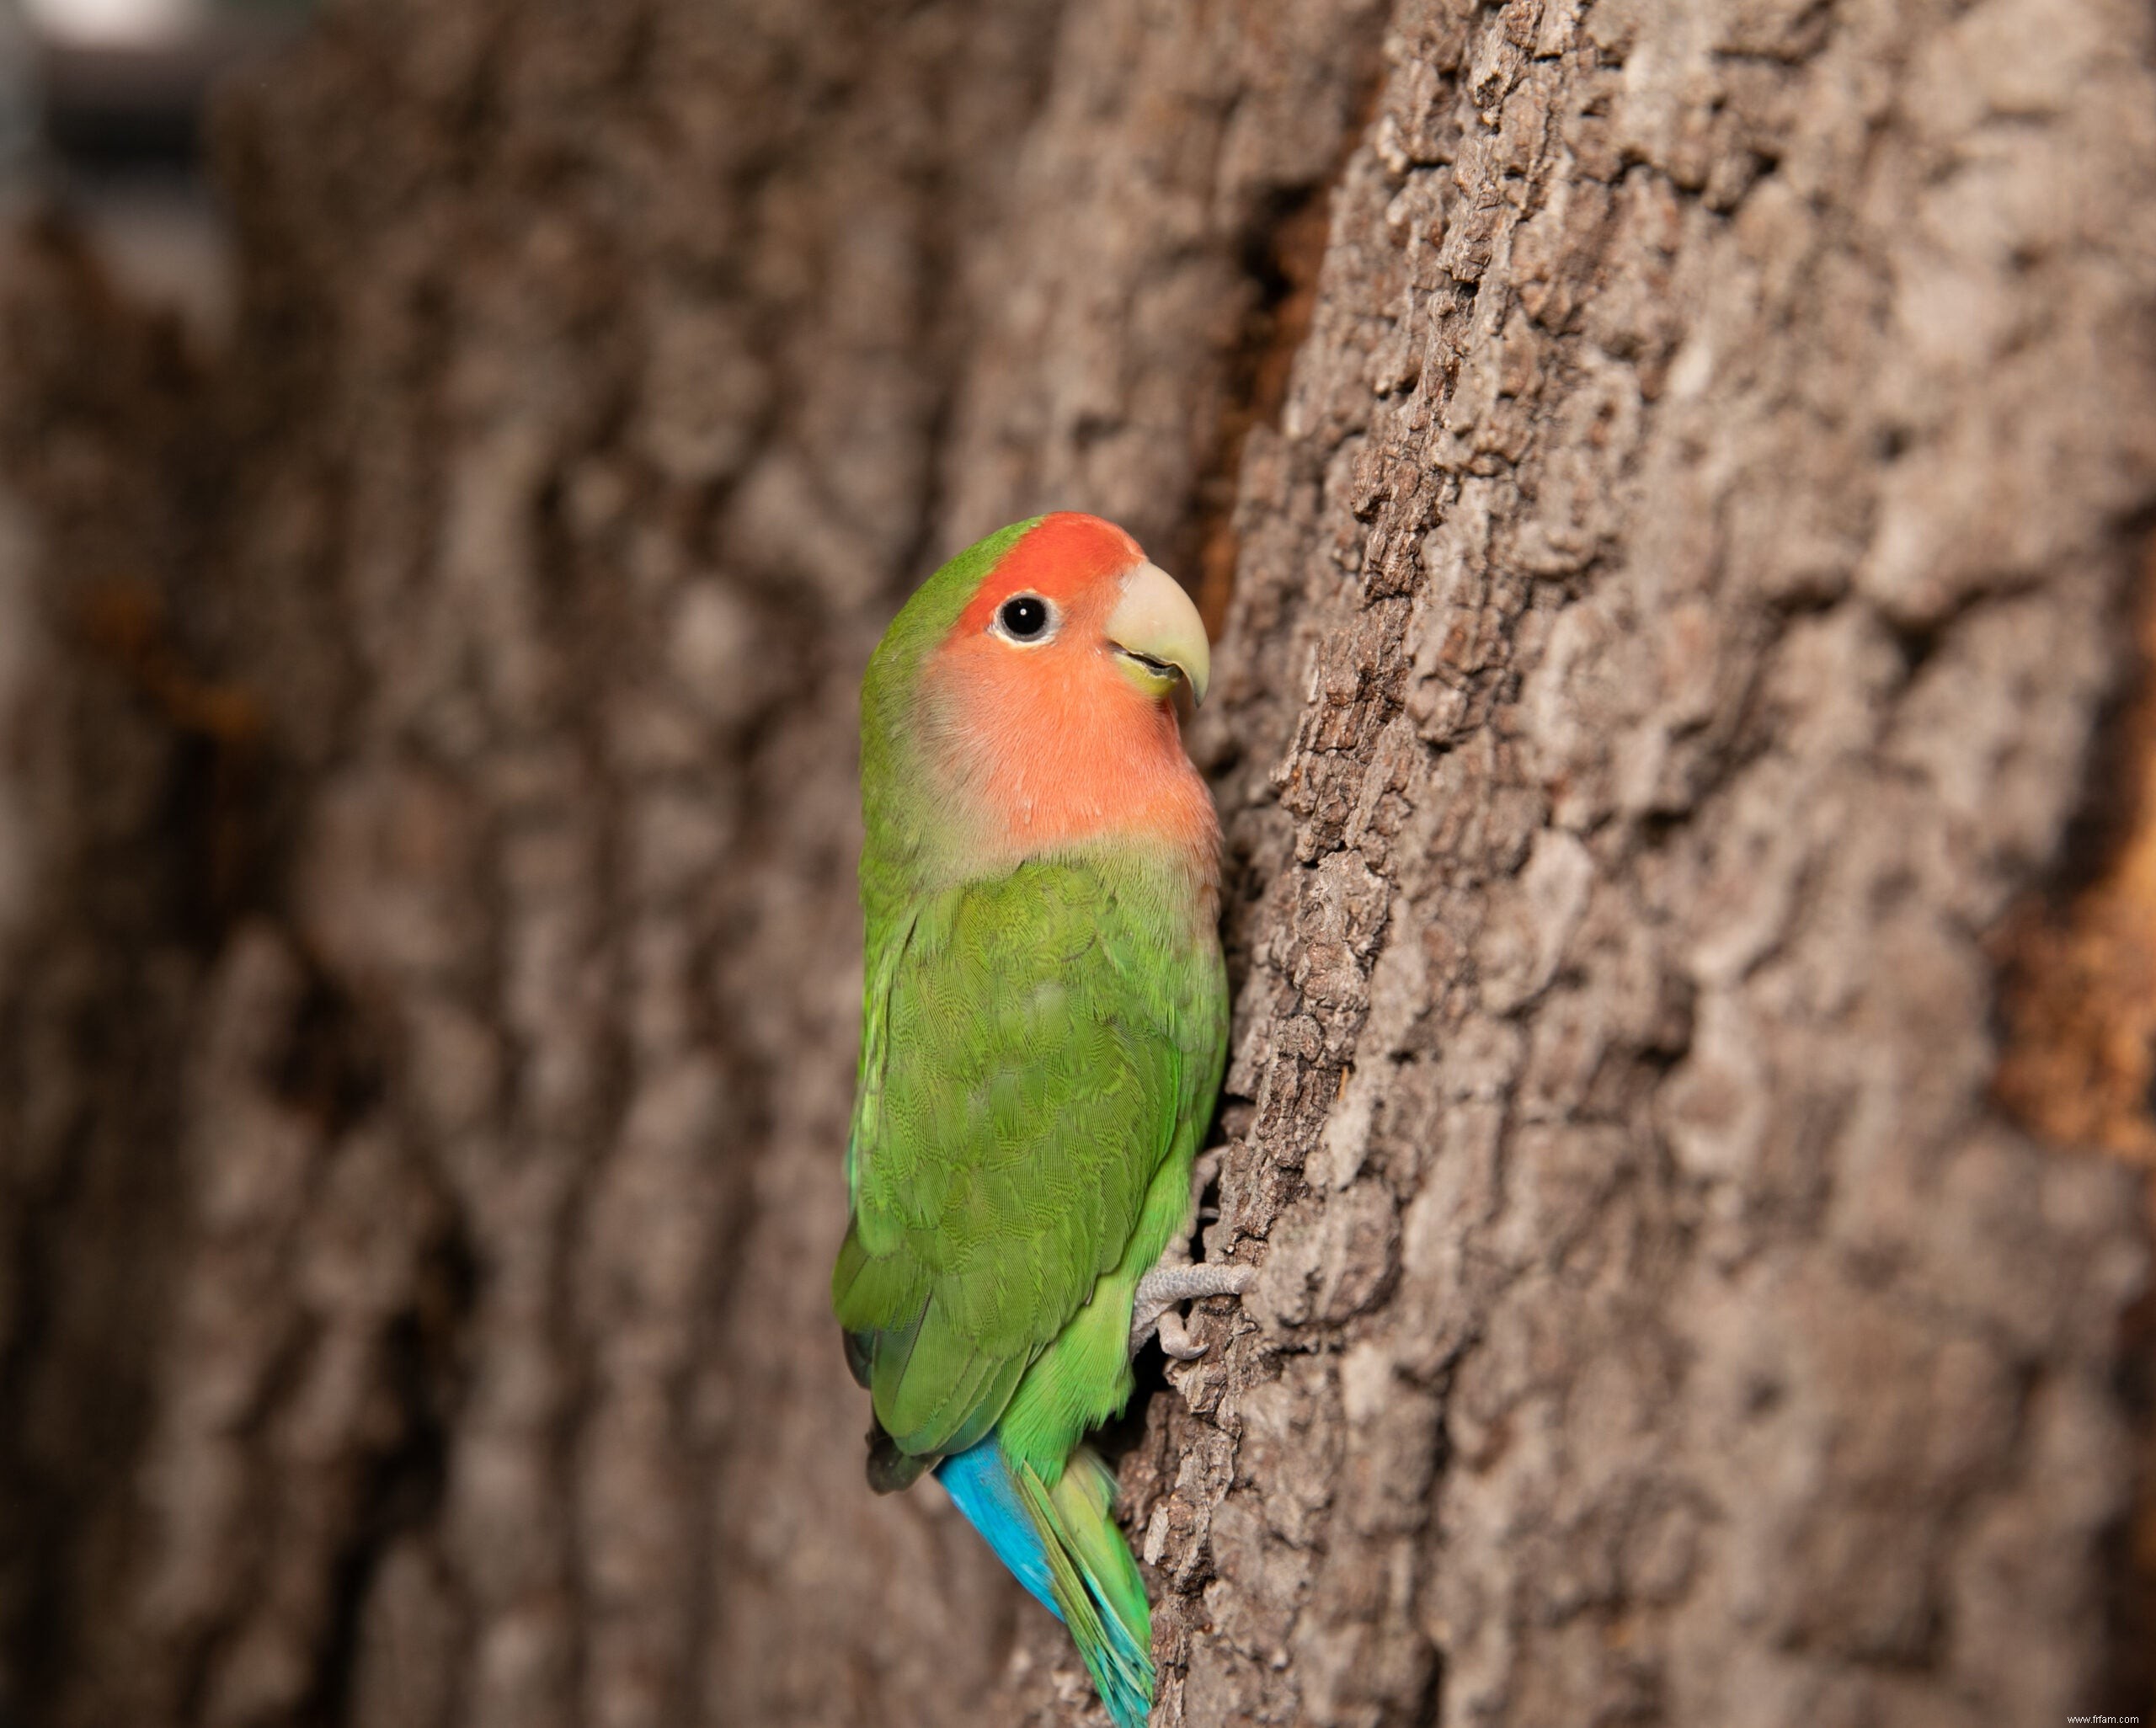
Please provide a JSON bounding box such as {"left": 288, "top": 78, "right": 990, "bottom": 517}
{"left": 867, "top": 512, "right": 1218, "bottom": 877}
{"left": 928, "top": 512, "right": 1209, "bottom": 710}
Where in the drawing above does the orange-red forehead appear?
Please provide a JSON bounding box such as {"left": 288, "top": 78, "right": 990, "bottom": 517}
{"left": 953, "top": 512, "right": 1145, "bottom": 635}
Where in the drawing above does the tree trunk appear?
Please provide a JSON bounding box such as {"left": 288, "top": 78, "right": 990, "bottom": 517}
{"left": 2, "top": 0, "right": 2152, "bottom": 1725}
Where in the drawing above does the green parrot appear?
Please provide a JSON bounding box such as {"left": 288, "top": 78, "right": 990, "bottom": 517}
{"left": 831, "top": 512, "right": 1251, "bottom": 1725}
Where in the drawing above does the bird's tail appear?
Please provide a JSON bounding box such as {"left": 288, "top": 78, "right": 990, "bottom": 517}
{"left": 936, "top": 1436, "right": 1154, "bottom": 1728}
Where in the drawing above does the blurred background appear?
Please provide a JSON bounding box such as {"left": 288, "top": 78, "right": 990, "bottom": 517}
{"left": 1, "top": 0, "right": 311, "bottom": 329}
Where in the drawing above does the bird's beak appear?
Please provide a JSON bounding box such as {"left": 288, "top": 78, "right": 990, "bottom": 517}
{"left": 1106, "top": 561, "right": 1211, "bottom": 705}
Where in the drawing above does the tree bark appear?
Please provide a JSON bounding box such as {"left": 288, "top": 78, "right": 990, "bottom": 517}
{"left": 1, "top": 0, "right": 2152, "bottom": 1726}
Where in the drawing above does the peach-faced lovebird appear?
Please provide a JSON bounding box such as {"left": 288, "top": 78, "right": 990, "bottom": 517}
{"left": 832, "top": 513, "right": 1251, "bottom": 1725}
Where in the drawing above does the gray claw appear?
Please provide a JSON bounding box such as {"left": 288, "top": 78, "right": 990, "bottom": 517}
{"left": 1126, "top": 1146, "right": 1255, "bottom": 1361}
{"left": 1129, "top": 1261, "right": 1257, "bottom": 1358}
{"left": 1157, "top": 1310, "right": 1205, "bottom": 1361}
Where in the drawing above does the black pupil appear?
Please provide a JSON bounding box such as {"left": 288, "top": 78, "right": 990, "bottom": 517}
{"left": 1001, "top": 596, "right": 1049, "bottom": 639}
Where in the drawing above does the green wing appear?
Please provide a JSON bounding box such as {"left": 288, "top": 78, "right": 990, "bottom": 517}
{"left": 833, "top": 854, "right": 1219, "bottom": 1462}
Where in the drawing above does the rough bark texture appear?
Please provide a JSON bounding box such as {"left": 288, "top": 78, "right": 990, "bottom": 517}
{"left": 1118, "top": 2, "right": 2156, "bottom": 1721}
{"left": 1, "top": 1, "right": 2153, "bottom": 1727}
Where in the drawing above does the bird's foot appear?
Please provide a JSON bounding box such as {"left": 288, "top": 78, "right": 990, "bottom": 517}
{"left": 1129, "top": 1147, "right": 1253, "bottom": 1361}
{"left": 1131, "top": 1261, "right": 1257, "bottom": 1359}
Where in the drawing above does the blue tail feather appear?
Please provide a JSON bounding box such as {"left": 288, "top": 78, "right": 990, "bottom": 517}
{"left": 936, "top": 1437, "right": 1062, "bottom": 1620}
{"left": 935, "top": 1437, "right": 1155, "bottom": 1728}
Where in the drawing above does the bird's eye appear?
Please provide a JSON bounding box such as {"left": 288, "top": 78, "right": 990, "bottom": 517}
{"left": 995, "top": 594, "right": 1054, "bottom": 643}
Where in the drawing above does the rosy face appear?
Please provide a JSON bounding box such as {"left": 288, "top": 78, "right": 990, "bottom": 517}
{"left": 923, "top": 513, "right": 1218, "bottom": 867}
{"left": 940, "top": 512, "right": 1207, "bottom": 705}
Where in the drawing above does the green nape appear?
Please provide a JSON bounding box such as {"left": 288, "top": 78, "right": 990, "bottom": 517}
{"left": 857, "top": 515, "right": 1040, "bottom": 941}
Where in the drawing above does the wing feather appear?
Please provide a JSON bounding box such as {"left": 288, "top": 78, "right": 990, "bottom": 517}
{"left": 833, "top": 855, "right": 1214, "bottom": 1461}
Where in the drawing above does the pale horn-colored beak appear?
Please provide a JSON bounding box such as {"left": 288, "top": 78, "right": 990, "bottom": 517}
{"left": 1105, "top": 560, "right": 1210, "bottom": 704}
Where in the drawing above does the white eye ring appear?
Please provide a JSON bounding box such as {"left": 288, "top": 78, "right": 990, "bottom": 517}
{"left": 990, "top": 592, "right": 1059, "bottom": 646}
